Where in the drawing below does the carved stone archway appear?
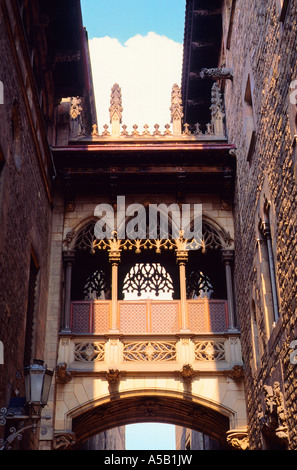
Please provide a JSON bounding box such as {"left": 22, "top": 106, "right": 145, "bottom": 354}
{"left": 59, "top": 390, "right": 240, "bottom": 450}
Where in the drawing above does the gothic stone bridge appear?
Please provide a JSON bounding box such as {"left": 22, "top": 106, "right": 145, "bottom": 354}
{"left": 44, "top": 84, "right": 248, "bottom": 451}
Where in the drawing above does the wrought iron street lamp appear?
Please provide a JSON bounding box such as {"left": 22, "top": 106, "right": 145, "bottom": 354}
{"left": 0, "top": 359, "right": 53, "bottom": 450}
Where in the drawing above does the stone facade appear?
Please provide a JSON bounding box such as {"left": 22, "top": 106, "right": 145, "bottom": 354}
{"left": 3, "top": 0, "right": 297, "bottom": 452}
{"left": 0, "top": 1, "right": 54, "bottom": 448}
{"left": 0, "top": 0, "right": 94, "bottom": 450}
{"left": 222, "top": 0, "right": 297, "bottom": 449}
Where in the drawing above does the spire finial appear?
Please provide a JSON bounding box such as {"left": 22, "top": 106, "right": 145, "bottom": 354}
{"left": 109, "top": 83, "right": 123, "bottom": 136}
{"left": 170, "top": 84, "right": 183, "bottom": 135}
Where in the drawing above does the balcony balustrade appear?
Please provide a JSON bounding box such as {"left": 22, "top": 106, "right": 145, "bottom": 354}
{"left": 58, "top": 299, "right": 242, "bottom": 373}
{"left": 70, "top": 299, "right": 229, "bottom": 335}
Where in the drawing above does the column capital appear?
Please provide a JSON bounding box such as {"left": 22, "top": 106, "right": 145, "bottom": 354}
{"left": 176, "top": 249, "right": 188, "bottom": 264}
{"left": 221, "top": 249, "right": 234, "bottom": 263}
{"left": 109, "top": 250, "right": 121, "bottom": 264}
{"left": 62, "top": 250, "right": 76, "bottom": 265}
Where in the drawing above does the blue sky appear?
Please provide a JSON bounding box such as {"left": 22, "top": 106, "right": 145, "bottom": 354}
{"left": 80, "top": 0, "right": 186, "bottom": 130}
{"left": 126, "top": 423, "right": 176, "bottom": 450}
{"left": 79, "top": 1, "right": 185, "bottom": 450}
{"left": 81, "top": 0, "right": 186, "bottom": 44}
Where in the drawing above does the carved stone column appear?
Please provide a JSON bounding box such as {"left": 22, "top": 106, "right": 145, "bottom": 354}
{"left": 222, "top": 249, "right": 236, "bottom": 330}
{"left": 109, "top": 249, "right": 121, "bottom": 332}
{"left": 62, "top": 250, "right": 76, "bottom": 332}
{"left": 176, "top": 249, "right": 189, "bottom": 331}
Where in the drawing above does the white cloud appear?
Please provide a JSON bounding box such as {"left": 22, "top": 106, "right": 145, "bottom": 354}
{"left": 88, "top": 32, "right": 183, "bottom": 133}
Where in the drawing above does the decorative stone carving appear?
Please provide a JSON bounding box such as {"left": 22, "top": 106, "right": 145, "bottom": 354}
{"left": 55, "top": 363, "right": 72, "bottom": 384}
{"left": 210, "top": 83, "right": 225, "bottom": 137}
{"left": 226, "top": 429, "right": 249, "bottom": 450}
{"left": 105, "top": 369, "right": 121, "bottom": 384}
{"left": 109, "top": 84, "right": 123, "bottom": 136}
{"left": 179, "top": 364, "right": 196, "bottom": 382}
{"left": 54, "top": 431, "right": 76, "bottom": 450}
{"left": 74, "top": 342, "right": 105, "bottom": 362}
{"left": 140, "top": 400, "right": 160, "bottom": 419}
{"left": 52, "top": 51, "right": 81, "bottom": 67}
{"left": 200, "top": 67, "right": 233, "bottom": 80}
{"left": 258, "top": 382, "right": 289, "bottom": 443}
{"left": 170, "top": 84, "right": 184, "bottom": 135}
{"left": 227, "top": 364, "right": 245, "bottom": 382}
{"left": 123, "top": 341, "right": 177, "bottom": 362}
{"left": 123, "top": 263, "right": 174, "bottom": 298}
{"left": 70, "top": 97, "right": 82, "bottom": 120}
{"left": 195, "top": 341, "right": 225, "bottom": 361}
{"left": 92, "top": 123, "right": 99, "bottom": 136}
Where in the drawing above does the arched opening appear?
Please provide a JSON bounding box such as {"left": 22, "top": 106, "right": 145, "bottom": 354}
{"left": 69, "top": 392, "right": 231, "bottom": 450}
{"left": 64, "top": 215, "right": 233, "bottom": 334}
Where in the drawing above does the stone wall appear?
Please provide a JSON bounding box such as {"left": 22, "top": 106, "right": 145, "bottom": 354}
{"left": 223, "top": 0, "right": 297, "bottom": 449}
{"left": 0, "top": 3, "right": 53, "bottom": 447}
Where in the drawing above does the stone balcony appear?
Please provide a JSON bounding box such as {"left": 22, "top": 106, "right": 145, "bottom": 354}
{"left": 57, "top": 299, "right": 243, "bottom": 375}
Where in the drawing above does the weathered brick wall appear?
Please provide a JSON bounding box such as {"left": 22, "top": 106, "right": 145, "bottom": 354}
{"left": 0, "top": 6, "right": 52, "bottom": 428}
{"left": 223, "top": 0, "right": 297, "bottom": 449}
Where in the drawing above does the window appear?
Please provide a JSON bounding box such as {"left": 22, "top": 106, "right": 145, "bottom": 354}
{"left": 123, "top": 263, "right": 174, "bottom": 300}
{"left": 276, "top": 0, "right": 290, "bottom": 22}
{"left": 258, "top": 202, "right": 279, "bottom": 336}
{"left": 288, "top": 80, "right": 297, "bottom": 144}
{"left": 23, "top": 252, "right": 39, "bottom": 367}
{"left": 251, "top": 299, "right": 260, "bottom": 370}
{"left": 243, "top": 75, "right": 256, "bottom": 164}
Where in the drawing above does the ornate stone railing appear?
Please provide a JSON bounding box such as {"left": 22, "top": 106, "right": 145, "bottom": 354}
{"left": 57, "top": 333, "right": 243, "bottom": 374}
{"left": 69, "top": 299, "right": 229, "bottom": 335}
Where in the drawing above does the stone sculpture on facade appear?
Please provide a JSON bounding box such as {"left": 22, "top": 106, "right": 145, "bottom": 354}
{"left": 258, "top": 382, "right": 289, "bottom": 444}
